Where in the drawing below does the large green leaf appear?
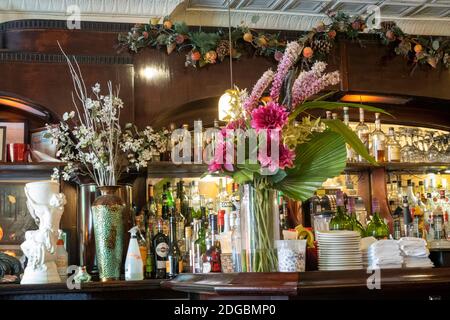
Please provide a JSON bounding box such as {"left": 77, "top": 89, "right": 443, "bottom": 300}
{"left": 322, "top": 119, "right": 377, "bottom": 165}
{"left": 289, "top": 101, "right": 391, "bottom": 122}
{"left": 275, "top": 131, "right": 347, "bottom": 201}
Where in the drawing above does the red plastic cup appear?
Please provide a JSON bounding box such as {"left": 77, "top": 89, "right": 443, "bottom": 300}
{"left": 7, "top": 143, "right": 27, "bottom": 162}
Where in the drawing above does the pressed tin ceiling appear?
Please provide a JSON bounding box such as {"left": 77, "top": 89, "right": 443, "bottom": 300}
{"left": 1, "top": 0, "right": 450, "bottom": 35}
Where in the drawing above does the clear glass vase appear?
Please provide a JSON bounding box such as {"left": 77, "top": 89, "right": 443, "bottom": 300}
{"left": 239, "top": 180, "right": 280, "bottom": 272}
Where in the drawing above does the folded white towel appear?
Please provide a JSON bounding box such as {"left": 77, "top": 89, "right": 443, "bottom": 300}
{"left": 401, "top": 247, "right": 429, "bottom": 257}
{"left": 370, "top": 240, "right": 399, "bottom": 250}
{"left": 370, "top": 257, "right": 404, "bottom": 265}
{"left": 404, "top": 256, "right": 434, "bottom": 268}
{"left": 369, "top": 263, "right": 403, "bottom": 269}
{"left": 398, "top": 237, "right": 427, "bottom": 247}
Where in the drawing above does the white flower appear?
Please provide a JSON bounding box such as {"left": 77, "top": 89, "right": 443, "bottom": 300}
{"left": 62, "top": 111, "right": 75, "bottom": 121}
{"left": 92, "top": 83, "right": 101, "bottom": 94}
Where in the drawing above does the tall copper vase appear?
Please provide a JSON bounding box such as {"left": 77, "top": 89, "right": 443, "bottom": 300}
{"left": 92, "top": 186, "right": 125, "bottom": 281}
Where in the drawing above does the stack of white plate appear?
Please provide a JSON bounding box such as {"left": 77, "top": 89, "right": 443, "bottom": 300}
{"left": 317, "top": 230, "right": 363, "bottom": 271}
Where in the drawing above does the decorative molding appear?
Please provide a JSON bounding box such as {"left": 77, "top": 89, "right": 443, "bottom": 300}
{"left": 0, "top": 0, "right": 184, "bottom": 24}
{"left": 172, "top": 9, "right": 450, "bottom": 36}
{"left": 0, "top": 51, "right": 133, "bottom": 65}
{"left": 0, "top": 19, "right": 134, "bottom": 33}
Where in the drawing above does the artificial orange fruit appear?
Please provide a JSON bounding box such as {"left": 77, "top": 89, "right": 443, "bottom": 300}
{"left": 243, "top": 32, "right": 253, "bottom": 43}
{"left": 191, "top": 51, "right": 201, "bottom": 61}
{"left": 163, "top": 20, "right": 173, "bottom": 29}
{"left": 303, "top": 47, "right": 314, "bottom": 58}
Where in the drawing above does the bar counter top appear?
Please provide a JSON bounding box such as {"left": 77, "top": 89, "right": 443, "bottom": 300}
{"left": 1, "top": 268, "right": 449, "bottom": 300}
{"left": 162, "top": 268, "right": 450, "bottom": 300}
{"left": 0, "top": 279, "right": 187, "bottom": 300}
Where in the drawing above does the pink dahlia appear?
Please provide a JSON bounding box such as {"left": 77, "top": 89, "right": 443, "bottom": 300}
{"left": 279, "top": 144, "right": 296, "bottom": 169}
{"left": 258, "top": 143, "right": 295, "bottom": 172}
{"left": 250, "top": 102, "right": 288, "bottom": 131}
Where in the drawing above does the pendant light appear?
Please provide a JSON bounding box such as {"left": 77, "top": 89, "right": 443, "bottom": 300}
{"left": 218, "top": 0, "right": 234, "bottom": 121}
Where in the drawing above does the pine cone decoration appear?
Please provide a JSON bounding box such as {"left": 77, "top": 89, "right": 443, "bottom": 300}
{"left": 216, "top": 40, "right": 230, "bottom": 61}
{"left": 381, "top": 21, "right": 396, "bottom": 32}
{"left": 312, "top": 39, "right": 332, "bottom": 55}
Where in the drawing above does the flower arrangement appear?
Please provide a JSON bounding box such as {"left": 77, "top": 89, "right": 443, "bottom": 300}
{"left": 206, "top": 41, "right": 386, "bottom": 271}
{"left": 118, "top": 12, "right": 450, "bottom": 73}
{"left": 47, "top": 49, "right": 167, "bottom": 186}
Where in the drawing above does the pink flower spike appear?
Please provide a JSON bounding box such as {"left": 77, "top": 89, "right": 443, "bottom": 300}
{"left": 243, "top": 69, "right": 274, "bottom": 114}
{"left": 270, "top": 41, "right": 302, "bottom": 102}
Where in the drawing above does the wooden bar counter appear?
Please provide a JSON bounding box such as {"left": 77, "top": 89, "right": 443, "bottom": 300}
{"left": 0, "top": 279, "right": 187, "bottom": 300}
{"left": 162, "top": 268, "right": 450, "bottom": 300}
{"left": 1, "top": 268, "right": 449, "bottom": 300}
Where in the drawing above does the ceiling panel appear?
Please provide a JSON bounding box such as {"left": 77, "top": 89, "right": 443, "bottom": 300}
{"left": 188, "top": 0, "right": 450, "bottom": 19}
{"left": 284, "top": 1, "right": 332, "bottom": 13}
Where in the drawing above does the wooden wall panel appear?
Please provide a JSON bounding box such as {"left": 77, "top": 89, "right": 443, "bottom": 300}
{"left": 346, "top": 41, "right": 450, "bottom": 100}
{"left": 0, "top": 61, "right": 134, "bottom": 124}
{"left": 4, "top": 29, "right": 125, "bottom": 56}
{"left": 133, "top": 49, "right": 276, "bottom": 128}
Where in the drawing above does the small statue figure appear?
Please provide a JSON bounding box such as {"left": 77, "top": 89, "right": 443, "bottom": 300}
{"left": 21, "top": 181, "right": 66, "bottom": 284}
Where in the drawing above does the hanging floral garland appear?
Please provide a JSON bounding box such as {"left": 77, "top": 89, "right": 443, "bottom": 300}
{"left": 118, "top": 11, "right": 450, "bottom": 72}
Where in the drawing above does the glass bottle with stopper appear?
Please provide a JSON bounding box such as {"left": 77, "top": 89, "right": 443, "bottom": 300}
{"left": 329, "top": 190, "right": 351, "bottom": 231}
{"left": 366, "top": 198, "right": 389, "bottom": 239}
{"left": 370, "top": 112, "right": 386, "bottom": 162}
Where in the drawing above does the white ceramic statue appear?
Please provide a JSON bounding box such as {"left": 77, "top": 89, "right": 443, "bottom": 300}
{"left": 21, "top": 181, "right": 67, "bottom": 285}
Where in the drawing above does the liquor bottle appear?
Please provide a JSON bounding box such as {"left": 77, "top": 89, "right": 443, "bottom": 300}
{"left": 386, "top": 127, "right": 401, "bottom": 162}
{"left": 347, "top": 197, "right": 365, "bottom": 237}
{"left": 152, "top": 219, "right": 169, "bottom": 279}
{"left": 190, "top": 181, "right": 202, "bottom": 218}
{"left": 370, "top": 113, "right": 386, "bottom": 162}
{"left": 165, "top": 122, "right": 177, "bottom": 161}
{"left": 230, "top": 212, "right": 242, "bottom": 272}
{"left": 388, "top": 179, "right": 397, "bottom": 212}
{"left": 230, "top": 183, "right": 240, "bottom": 211}
{"left": 218, "top": 210, "right": 225, "bottom": 234}
{"left": 193, "top": 119, "right": 203, "bottom": 164}
{"left": 166, "top": 182, "right": 175, "bottom": 210}
{"left": 355, "top": 108, "right": 370, "bottom": 162}
{"left": 166, "top": 215, "right": 182, "bottom": 278}
{"left": 182, "top": 123, "right": 192, "bottom": 162}
{"left": 145, "top": 226, "right": 155, "bottom": 279}
{"left": 144, "top": 184, "right": 157, "bottom": 238}
{"left": 402, "top": 195, "right": 413, "bottom": 237}
{"left": 182, "top": 225, "right": 192, "bottom": 273}
{"left": 217, "top": 178, "right": 233, "bottom": 215}
{"left": 406, "top": 179, "right": 418, "bottom": 207}
{"left": 190, "top": 219, "right": 202, "bottom": 273}
{"left": 195, "top": 218, "right": 207, "bottom": 269}
{"left": 55, "top": 230, "right": 68, "bottom": 282}
{"left": 201, "top": 214, "right": 222, "bottom": 273}
{"left": 343, "top": 107, "right": 355, "bottom": 162}
{"left": 161, "top": 183, "right": 169, "bottom": 216}
{"left": 279, "top": 197, "right": 289, "bottom": 232}
{"left": 329, "top": 191, "right": 351, "bottom": 231}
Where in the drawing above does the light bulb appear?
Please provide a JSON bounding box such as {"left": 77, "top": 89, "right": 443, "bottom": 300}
{"left": 218, "top": 92, "right": 233, "bottom": 121}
